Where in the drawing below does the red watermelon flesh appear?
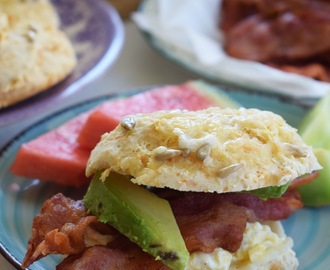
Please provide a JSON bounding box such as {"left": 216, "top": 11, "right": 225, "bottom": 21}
{"left": 10, "top": 81, "right": 239, "bottom": 187}
{"left": 10, "top": 112, "right": 92, "bottom": 187}
{"left": 77, "top": 82, "right": 233, "bottom": 149}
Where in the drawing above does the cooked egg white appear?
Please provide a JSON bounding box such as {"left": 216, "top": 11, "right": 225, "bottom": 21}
{"left": 185, "top": 221, "right": 298, "bottom": 270}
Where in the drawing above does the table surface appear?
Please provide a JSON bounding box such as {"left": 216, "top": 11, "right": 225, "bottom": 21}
{"left": 0, "top": 21, "right": 198, "bottom": 269}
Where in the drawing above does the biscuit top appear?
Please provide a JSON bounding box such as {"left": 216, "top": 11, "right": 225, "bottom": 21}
{"left": 86, "top": 107, "right": 321, "bottom": 193}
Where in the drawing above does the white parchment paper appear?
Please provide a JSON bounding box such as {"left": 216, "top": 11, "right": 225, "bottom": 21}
{"left": 132, "top": 0, "right": 330, "bottom": 99}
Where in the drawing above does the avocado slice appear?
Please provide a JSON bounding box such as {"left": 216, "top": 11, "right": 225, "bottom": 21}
{"left": 296, "top": 93, "right": 330, "bottom": 206}
{"left": 298, "top": 148, "right": 330, "bottom": 207}
{"left": 84, "top": 172, "right": 189, "bottom": 270}
{"left": 298, "top": 92, "right": 330, "bottom": 150}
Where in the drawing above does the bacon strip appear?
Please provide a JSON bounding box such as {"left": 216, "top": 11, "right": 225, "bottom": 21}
{"left": 57, "top": 240, "right": 170, "bottom": 270}
{"left": 167, "top": 189, "right": 302, "bottom": 253}
{"left": 220, "top": 0, "right": 330, "bottom": 81}
{"left": 168, "top": 189, "right": 302, "bottom": 222}
{"left": 23, "top": 190, "right": 302, "bottom": 269}
{"left": 175, "top": 202, "right": 247, "bottom": 253}
{"left": 22, "top": 193, "right": 119, "bottom": 268}
{"left": 289, "top": 171, "right": 319, "bottom": 189}
{"left": 269, "top": 63, "right": 330, "bottom": 82}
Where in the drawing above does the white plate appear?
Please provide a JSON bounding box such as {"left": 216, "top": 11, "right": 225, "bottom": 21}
{"left": 133, "top": 0, "right": 330, "bottom": 100}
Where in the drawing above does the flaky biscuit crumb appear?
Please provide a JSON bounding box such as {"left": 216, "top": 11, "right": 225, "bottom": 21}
{"left": 87, "top": 107, "right": 321, "bottom": 193}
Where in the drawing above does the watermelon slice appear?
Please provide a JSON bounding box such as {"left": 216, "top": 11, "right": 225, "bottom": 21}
{"left": 10, "top": 81, "right": 240, "bottom": 186}
{"left": 10, "top": 113, "right": 92, "bottom": 187}
{"left": 77, "top": 80, "right": 240, "bottom": 149}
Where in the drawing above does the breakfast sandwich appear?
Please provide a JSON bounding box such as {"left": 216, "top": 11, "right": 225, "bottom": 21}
{"left": 0, "top": 0, "right": 76, "bottom": 108}
{"left": 22, "top": 107, "right": 321, "bottom": 269}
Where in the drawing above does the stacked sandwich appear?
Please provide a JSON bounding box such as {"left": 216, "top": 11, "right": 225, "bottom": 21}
{"left": 22, "top": 107, "right": 321, "bottom": 269}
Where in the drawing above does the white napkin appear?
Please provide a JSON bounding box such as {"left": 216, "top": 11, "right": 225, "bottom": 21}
{"left": 132, "top": 0, "right": 330, "bottom": 99}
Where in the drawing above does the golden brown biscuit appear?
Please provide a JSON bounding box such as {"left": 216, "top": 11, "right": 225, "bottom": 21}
{"left": 86, "top": 107, "right": 321, "bottom": 193}
{"left": 0, "top": 0, "right": 76, "bottom": 108}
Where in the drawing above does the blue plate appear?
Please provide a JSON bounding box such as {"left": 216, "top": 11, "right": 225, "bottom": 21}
{"left": 0, "top": 0, "right": 124, "bottom": 127}
{"left": 0, "top": 87, "right": 329, "bottom": 270}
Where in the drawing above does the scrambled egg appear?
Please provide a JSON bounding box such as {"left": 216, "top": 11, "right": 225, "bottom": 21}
{"left": 185, "top": 221, "right": 297, "bottom": 270}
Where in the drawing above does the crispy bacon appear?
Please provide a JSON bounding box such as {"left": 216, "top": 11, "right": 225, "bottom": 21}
{"left": 269, "top": 63, "right": 330, "bottom": 82}
{"left": 57, "top": 240, "right": 169, "bottom": 270}
{"left": 224, "top": 12, "right": 330, "bottom": 62}
{"left": 220, "top": 0, "right": 330, "bottom": 81}
{"left": 23, "top": 189, "right": 302, "bottom": 269}
{"left": 166, "top": 189, "right": 302, "bottom": 253}
{"left": 175, "top": 202, "right": 247, "bottom": 253}
{"left": 168, "top": 189, "right": 302, "bottom": 222}
{"left": 225, "top": 189, "right": 303, "bottom": 221}
{"left": 289, "top": 171, "right": 319, "bottom": 189}
{"left": 22, "top": 193, "right": 119, "bottom": 268}
{"left": 57, "top": 246, "right": 134, "bottom": 270}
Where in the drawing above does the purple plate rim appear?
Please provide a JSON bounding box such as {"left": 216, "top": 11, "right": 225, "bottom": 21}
{"left": 0, "top": 0, "right": 124, "bottom": 127}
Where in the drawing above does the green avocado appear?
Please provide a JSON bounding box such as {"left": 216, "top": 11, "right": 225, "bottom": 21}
{"left": 298, "top": 148, "right": 330, "bottom": 207}
{"left": 84, "top": 172, "right": 189, "bottom": 270}
{"left": 297, "top": 93, "right": 330, "bottom": 206}
{"left": 298, "top": 92, "right": 330, "bottom": 150}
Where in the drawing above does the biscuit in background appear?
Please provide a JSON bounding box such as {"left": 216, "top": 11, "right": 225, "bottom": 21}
{"left": 0, "top": 0, "right": 77, "bottom": 109}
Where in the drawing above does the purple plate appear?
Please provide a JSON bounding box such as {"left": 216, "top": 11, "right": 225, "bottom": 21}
{"left": 0, "top": 0, "right": 124, "bottom": 127}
